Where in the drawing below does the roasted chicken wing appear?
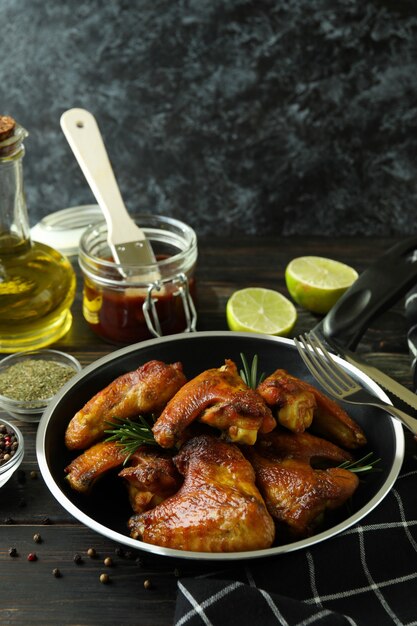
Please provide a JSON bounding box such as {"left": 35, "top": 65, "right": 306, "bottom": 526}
{"left": 246, "top": 440, "right": 359, "bottom": 538}
{"left": 128, "top": 434, "right": 275, "bottom": 552}
{"left": 256, "top": 428, "right": 354, "bottom": 466}
{"left": 257, "top": 369, "right": 316, "bottom": 432}
{"left": 152, "top": 359, "right": 276, "bottom": 448}
{"left": 64, "top": 440, "right": 181, "bottom": 507}
{"left": 258, "top": 369, "right": 366, "bottom": 449}
{"left": 65, "top": 360, "right": 187, "bottom": 450}
{"left": 119, "top": 447, "right": 182, "bottom": 514}
{"left": 65, "top": 441, "right": 128, "bottom": 493}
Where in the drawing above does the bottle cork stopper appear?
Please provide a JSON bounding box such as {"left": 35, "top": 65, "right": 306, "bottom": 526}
{"left": 0, "top": 116, "right": 16, "bottom": 141}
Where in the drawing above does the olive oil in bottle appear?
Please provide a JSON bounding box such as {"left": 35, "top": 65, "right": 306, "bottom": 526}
{"left": 0, "top": 115, "right": 76, "bottom": 352}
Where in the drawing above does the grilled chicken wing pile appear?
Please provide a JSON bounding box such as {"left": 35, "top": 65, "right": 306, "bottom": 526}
{"left": 64, "top": 358, "right": 367, "bottom": 553}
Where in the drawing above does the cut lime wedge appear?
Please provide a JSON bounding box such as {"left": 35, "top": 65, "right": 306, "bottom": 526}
{"left": 226, "top": 287, "right": 297, "bottom": 336}
{"left": 285, "top": 256, "right": 358, "bottom": 314}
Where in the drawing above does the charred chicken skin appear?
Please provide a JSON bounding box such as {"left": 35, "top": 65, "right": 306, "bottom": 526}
{"left": 152, "top": 359, "right": 276, "bottom": 448}
{"left": 258, "top": 369, "right": 367, "bottom": 449}
{"left": 246, "top": 434, "right": 359, "bottom": 538}
{"left": 128, "top": 434, "right": 275, "bottom": 552}
{"left": 65, "top": 360, "right": 187, "bottom": 450}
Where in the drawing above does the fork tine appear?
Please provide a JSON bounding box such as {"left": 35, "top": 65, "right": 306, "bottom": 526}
{"left": 294, "top": 335, "right": 342, "bottom": 397}
{"left": 295, "top": 333, "right": 352, "bottom": 397}
{"left": 298, "top": 336, "right": 339, "bottom": 394}
{"left": 309, "top": 332, "right": 358, "bottom": 391}
{"left": 295, "top": 332, "right": 417, "bottom": 438}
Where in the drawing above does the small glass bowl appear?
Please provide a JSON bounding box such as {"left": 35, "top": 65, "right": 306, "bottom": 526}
{"left": 0, "top": 350, "right": 82, "bottom": 422}
{"left": 0, "top": 417, "right": 24, "bottom": 488}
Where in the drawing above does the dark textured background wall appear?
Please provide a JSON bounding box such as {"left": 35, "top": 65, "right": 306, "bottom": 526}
{"left": 1, "top": 0, "right": 417, "bottom": 238}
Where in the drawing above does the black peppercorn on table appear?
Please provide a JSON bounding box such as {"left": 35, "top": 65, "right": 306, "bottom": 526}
{"left": 1, "top": 236, "right": 416, "bottom": 626}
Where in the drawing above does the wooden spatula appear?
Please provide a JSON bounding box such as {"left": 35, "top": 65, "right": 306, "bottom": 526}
{"left": 60, "top": 108, "right": 159, "bottom": 279}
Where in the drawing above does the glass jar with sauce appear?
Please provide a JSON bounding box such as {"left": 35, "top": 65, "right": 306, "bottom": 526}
{"left": 78, "top": 214, "right": 198, "bottom": 345}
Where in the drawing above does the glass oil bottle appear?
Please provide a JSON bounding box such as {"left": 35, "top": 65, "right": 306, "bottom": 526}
{"left": 0, "top": 115, "right": 76, "bottom": 352}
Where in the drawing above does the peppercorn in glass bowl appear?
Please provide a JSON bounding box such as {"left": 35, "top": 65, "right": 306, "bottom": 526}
{"left": 0, "top": 417, "right": 24, "bottom": 488}
{"left": 0, "top": 350, "right": 82, "bottom": 422}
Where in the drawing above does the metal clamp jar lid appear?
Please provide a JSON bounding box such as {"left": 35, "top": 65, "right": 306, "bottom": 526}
{"left": 78, "top": 214, "right": 198, "bottom": 345}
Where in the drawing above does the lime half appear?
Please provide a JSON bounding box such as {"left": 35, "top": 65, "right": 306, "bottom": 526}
{"left": 226, "top": 287, "right": 297, "bottom": 336}
{"left": 285, "top": 256, "right": 358, "bottom": 314}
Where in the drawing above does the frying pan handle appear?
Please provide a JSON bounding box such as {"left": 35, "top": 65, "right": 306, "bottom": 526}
{"left": 313, "top": 237, "right": 417, "bottom": 350}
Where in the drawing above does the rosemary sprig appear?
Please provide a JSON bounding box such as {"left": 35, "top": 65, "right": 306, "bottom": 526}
{"left": 240, "top": 353, "right": 266, "bottom": 389}
{"left": 105, "top": 416, "right": 157, "bottom": 464}
{"left": 338, "top": 452, "right": 381, "bottom": 475}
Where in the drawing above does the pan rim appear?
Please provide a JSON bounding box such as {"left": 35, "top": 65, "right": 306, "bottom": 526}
{"left": 36, "top": 331, "right": 404, "bottom": 561}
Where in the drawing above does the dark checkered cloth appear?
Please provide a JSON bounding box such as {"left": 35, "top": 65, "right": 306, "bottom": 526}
{"left": 174, "top": 290, "right": 417, "bottom": 626}
{"left": 174, "top": 439, "right": 417, "bottom": 625}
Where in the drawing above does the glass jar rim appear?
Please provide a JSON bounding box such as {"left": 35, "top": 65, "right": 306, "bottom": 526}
{"left": 0, "top": 123, "right": 28, "bottom": 160}
{"left": 78, "top": 213, "right": 198, "bottom": 288}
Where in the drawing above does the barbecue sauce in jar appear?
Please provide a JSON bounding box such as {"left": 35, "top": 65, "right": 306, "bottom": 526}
{"left": 79, "top": 215, "right": 197, "bottom": 345}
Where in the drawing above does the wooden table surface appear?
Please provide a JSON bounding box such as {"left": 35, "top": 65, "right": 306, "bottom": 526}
{"left": 0, "top": 236, "right": 414, "bottom": 626}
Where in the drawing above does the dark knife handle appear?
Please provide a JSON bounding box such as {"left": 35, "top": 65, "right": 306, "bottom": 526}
{"left": 313, "top": 237, "right": 417, "bottom": 350}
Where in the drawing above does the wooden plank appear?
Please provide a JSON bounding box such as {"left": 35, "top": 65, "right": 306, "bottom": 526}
{"left": 0, "top": 526, "right": 178, "bottom": 625}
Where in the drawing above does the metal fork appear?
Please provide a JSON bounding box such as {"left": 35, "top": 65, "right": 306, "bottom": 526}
{"left": 294, "top": 331, "right": 417, "bottom": 436}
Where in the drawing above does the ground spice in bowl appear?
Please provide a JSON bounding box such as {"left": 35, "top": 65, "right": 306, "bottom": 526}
{"left": 0, "top": 359, "right": 76, "bottom": 401}
{"left": 0, "top": 350, "right": 82, "bottom": 422}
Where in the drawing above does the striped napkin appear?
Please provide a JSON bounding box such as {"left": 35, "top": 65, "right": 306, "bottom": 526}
{"left": 174, "top": 577, "right": 367, "bottom": 625}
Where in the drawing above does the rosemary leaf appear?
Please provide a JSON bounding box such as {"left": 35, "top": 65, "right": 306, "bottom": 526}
{"left": 239, "top": 353, "right": 250, "bottom": 387}
{"left": 105, "top": 416, "right": 157, "bottom": 464}
{"left": 239, "top": 353, "right": 265, "bottom": 389}
{"left": 251, "top": 355, "right": 258, "bottom": 388}
{"left": 338, "top": 452, "right": 381, "bottom": 474}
